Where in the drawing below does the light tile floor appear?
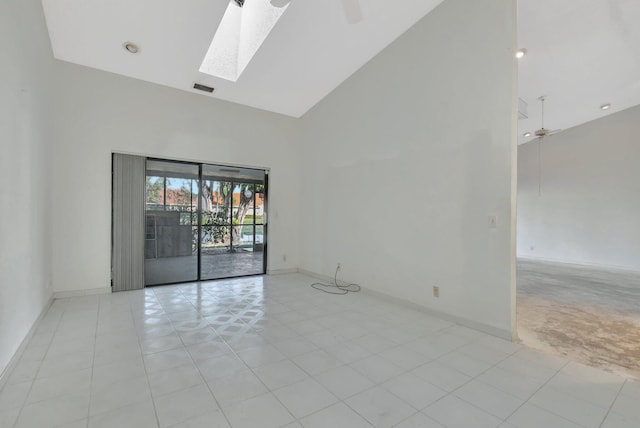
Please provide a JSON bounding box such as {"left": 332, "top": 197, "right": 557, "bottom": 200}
{"left": 1, "top": 273, "right": 639, "bottom": 428}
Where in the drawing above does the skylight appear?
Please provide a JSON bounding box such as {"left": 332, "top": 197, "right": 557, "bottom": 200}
{"left": 200, "top": 0, "right": 290, "bottom": 82}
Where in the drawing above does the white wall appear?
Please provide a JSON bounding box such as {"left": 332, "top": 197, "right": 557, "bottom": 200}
{"left": 517, "top": 105, "right": 640, "bottom": 271}
{"left": 299, "top": 0, "right": 518, "bottom": 337}
{"left": 0, "top": 0, "right": 54, "bottom": 376}
{"left": 49, "top": 62, "right": 302, "bottom": 293}
{"left": 0, "top": 0, "right": 519, "bottom": 379}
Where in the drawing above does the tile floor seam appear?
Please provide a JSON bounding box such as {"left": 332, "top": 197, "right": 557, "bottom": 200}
{"left": 271, "top": 381, "right": 336, "bottom": 425}
{"left": 455, "top": 388, "right": 516, "bottom": 423}
{"left": 497, "top": 357, "right": 582, "bottom": 427}
{"left": 226, "top": 338, "right": 303, "bottom": 425}
{"left": 390, "top": 411, "right": 441, "bottom": 428}
{"left": 525, "top": 402, "right": 592, "bottom": 428}
{"left": 130, "top": 297, "right": 163, "bottom": 428}
{"left": 439, "top": 345, "right": 509, "bottom": 393}
{"left": 496, "top": 360, "right": 573, "bottom": 422}
{"left": 10, "top": 300, "right": 62, "bottom": 428}
{"left": 84, "top": 300, "right": 99, "bottom": 428}
{"left": 160, "top": 287, "right": 238, "bottom": 428}
{"left": 440, "top": 389, "right": 513, "bottom": 425}
{"left": 338, "top": 399, "right": 377, "bottom": 428}
{"left": 377, "top": 381, "right": 443, "bottom": 417}
{"left": 597, "top": 379, "right": 627, "bottom": 428}
{"left": 438, "top": 344, "right": 535, "bottom": 420}
{"left": 9, "top": 366, "right": 38, "bottom": 428}
{"left": 386, "top": 329, "right": 563, "bottom": 426}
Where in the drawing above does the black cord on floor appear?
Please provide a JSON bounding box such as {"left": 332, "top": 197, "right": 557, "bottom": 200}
{"left": 311, "top": 266, "right": 361, "bottom": 295}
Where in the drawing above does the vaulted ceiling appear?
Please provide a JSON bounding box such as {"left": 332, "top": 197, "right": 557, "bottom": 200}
{"left": 42, "top": 0, "right": 444, "bottom": 118}
{"left": 518, "top": 0, "right": 640, "bottom": 144}
{"left": 42, "top": 0, "right": 640, "bottom": 134}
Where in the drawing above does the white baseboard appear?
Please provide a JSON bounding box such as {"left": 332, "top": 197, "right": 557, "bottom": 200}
{"left": 0, "top": 297, "right": 54, "bottom": 390}
{"left": 267, "top": 268, "right": 299, "bottom": 275}
{"left": 297, "top": 269, "right": 333, "bottom": 282}
{"left": 53, "top": 286, "right": 111, "bottom": 299}
{"left": 362, "top": 286, "right": 513, "bottom": 341}
{"left": 517, "top": 256, "right": 640, "bottom": 274}
{"left": 299, "top": 269, "right": 513, "bottom": 341}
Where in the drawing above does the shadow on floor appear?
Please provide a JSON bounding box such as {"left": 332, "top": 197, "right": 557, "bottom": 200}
{"left": 144, "top": 251, "right": 264, "bottom": 285}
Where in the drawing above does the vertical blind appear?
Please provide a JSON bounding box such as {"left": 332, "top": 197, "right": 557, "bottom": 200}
{"left": 112, "top": 153, "right": 145, "bottom": 291}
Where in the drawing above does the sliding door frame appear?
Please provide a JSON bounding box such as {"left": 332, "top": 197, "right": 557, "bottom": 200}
{"left": 197, "top": 163, "right": 203, "bottom": 284}
{"left": 262, "top": 171, "right": 269, "bottom": 275}
{"left": 144, "top": 157, "right": 268, "bottom": 286}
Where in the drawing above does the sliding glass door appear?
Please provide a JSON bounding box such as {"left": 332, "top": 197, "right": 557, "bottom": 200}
{"left": 200, "top": 165, "right": 266, "bottom": 280}
{"left": 143, "top": 159, "right": 266, "bottom": 286}
{"left": 144, "top": 160, "right": 199, "bottom": 286}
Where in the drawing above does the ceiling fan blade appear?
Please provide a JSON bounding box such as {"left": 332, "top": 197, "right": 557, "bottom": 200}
{"left": 342, "top": 0, "right": 363, "bottom": 24}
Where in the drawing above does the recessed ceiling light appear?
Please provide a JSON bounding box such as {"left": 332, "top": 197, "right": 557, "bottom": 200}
{"left": 515, "top": 48, "right": 527, "bottom": 59}
{"left": 600, "top": 103, "right": 611, "bottom": 110}
{"left": 123, "top": 42, "right": 139, "bottom": 54}
{"left": 523, "top": 132, "right": 532, "bottom": 137}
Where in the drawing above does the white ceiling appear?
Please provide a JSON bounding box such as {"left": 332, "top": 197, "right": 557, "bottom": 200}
{"left": 41, "top": 0, "right": 444, "bottom": 118}
{"left": 42, "top": 0, "right": 640, "bottom": 130}
{"left": 518, "top": 0, "right": 640, "bottom": 144}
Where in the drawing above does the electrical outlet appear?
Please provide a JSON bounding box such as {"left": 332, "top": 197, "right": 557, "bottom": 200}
{"left": 433, "top": 286, "right": 440, "bottom": 298}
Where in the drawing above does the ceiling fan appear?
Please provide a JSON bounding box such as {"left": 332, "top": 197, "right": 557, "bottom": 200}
{"left": 531, "top": 96, "right": 562, "bottom": 196}
{"left": 532, "top": 96, "right": 561, "bottom": 139}
{"left": 268, "top": 0, "right": 363, "bottom": 24}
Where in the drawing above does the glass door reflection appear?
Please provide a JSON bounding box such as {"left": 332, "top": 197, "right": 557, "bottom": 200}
{"left": 143, "top": 160, "right": 266, "bottom": 286}
{"left": 144, "top": 160, "right": 199, "bottom": 286}
{"left": 200, "top": 166, "right": 266, "bottom": 280}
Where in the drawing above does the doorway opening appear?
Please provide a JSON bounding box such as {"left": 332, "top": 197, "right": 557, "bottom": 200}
{"left": 144, "top": 159, "right": 267, "bottom": 286}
